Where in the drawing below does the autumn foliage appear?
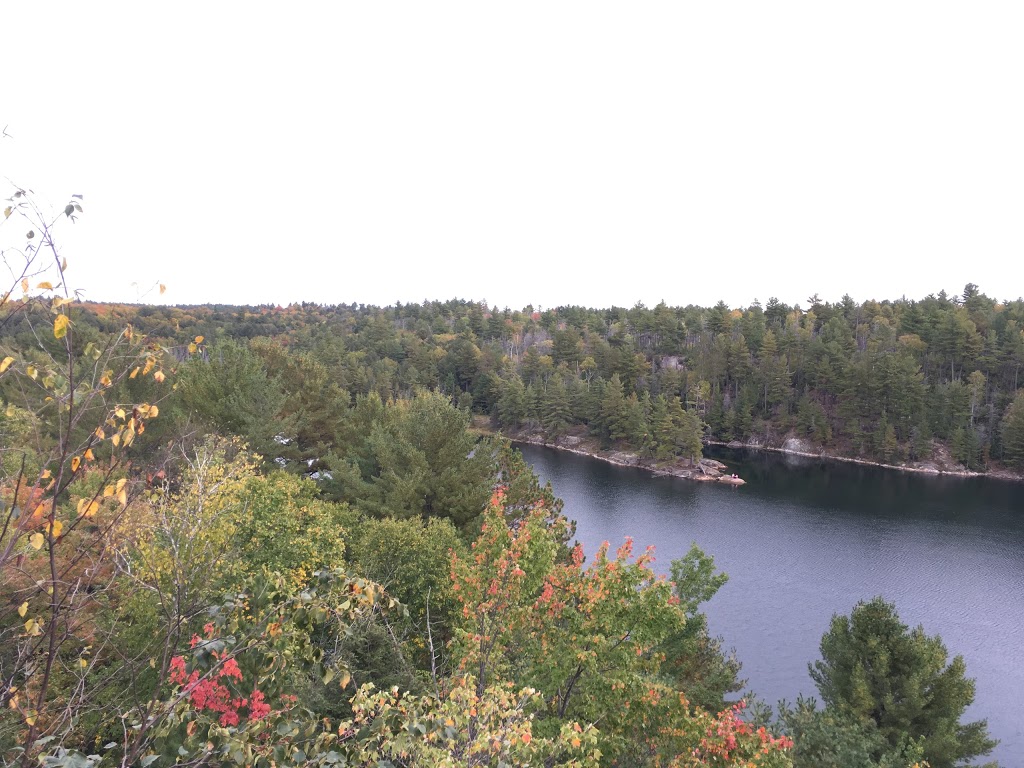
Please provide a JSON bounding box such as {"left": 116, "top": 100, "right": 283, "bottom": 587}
{"left": 448, "top": 490, "right": 793, "bottom": 766}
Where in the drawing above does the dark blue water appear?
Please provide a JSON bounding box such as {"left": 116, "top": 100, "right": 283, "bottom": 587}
{"left": 518, "top": 444, "right": 1024, "bottom": 765}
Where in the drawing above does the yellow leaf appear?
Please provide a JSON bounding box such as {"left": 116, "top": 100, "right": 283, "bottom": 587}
{"left": 77, "top": 499, "right": 99, "bottom": 518}
{"left": 117, "top": 489, "right": 127, "bottom": 507}
{"left": 116, "top": 478, "right": 127, "bottom": 493}
{"left": 95, "top": 427, "right": 105, "bottom": 440}
{"left": 21, "top": 278, "right": 29, "bottom": 294}
{"left": 53, "top": 314, "right": 69, "bottom": 339}
{"left": 25, "top": 714, "right": 36, "bottom": 725}
{"left": 37, "top": 281, "right": 54, "bottom": 291}
{"left": 115, "top": 407, "right": 126, "bottom": 420}
{"left": 111, "top": 433, "right": 120, "bottom": 447}
{"left": 48, "top": 520, "right": 63, "bottom": 538}
{"left": 338, "top": 670, "right": 352, "bottom": 690}
{"left": 100, "top": 374, "right": 112, "bottom": 387}
{"left": 41, "top": 469, "right": 51, "bottom": 480}
{"left": 70, "top": 456, "right": 81, "bottom": 473}
{"left": 159, "top": 283, "right": 167, "bottom": 295}
{"left": 148, "top": 405, "right": 159, "bottom": 418}
{"left": 3, "top": 206, "right": 11, "bottom": 218}
{"left": 17, "top": 602, "right": 28, "bottom": 618}
{"left": 195, "top": 335, "right": 204, "bottom": 344}
{"left": 80, "top": 658, "right": 88, "bottom": 669}
{"left": 84, "top": 449, "right": 95, "bottom": 461}
{"left": 0, "top": 356, "right": 13, "bottom": 373}
{"left": 103, "top": 485, "right": 114, "bottom": 497}
{"left": 29, "top": 532, "right": 44, "bottom": 550}
{"left": 26, "top": 365, "right": 37, "bottom": 380}
{"left": 188, "top": 343, "right": 197, "bottom": 354}
{"left": 129, "top": 366, "right": 140, "bottom": 379}
{"left": 153, "top": 370, "right": 166, "bottom": 383}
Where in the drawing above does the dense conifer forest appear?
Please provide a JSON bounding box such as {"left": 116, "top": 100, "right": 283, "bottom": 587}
{"left": 0, "top": 201, "right": 1009, "bottom": 766}
{"left": 37, "top": 284, "right": 1024, "bottom": 475}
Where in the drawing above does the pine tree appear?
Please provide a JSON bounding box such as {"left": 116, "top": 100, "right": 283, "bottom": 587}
{"left": 811, "top": 598, "right": 996, "bottom": 768}
{"left": 496, "top": 375, "right": 527, "bottom": 429}
{"left": 669, "top": 396, "right": 703, "bottom": 463}
{"left": 999, "top": 390, "right": 1024, "bottom": 468}
{"left": 651, "top": 395, "right": 676, "bottom": 461}
{"left": 600, "top": 374, "right": 628, "bottom": 443}
{"left": 623, "top": 393, "right": 649, "bottom": 447}
{"left": 542, "top": 376, "right": 572, "bottom": 439}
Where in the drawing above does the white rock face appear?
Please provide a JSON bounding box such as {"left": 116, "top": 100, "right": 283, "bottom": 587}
{"left": 782, "top": 437, "right": 812, "bottom": 453}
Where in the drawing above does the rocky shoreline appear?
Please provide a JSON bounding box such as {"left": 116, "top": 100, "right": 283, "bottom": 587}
{"left": 497, "top": 430, "right": 746, "bottom": 485}
{"left": 478, "top": 423, "right": 1024, "bottom": 485}
{"left": 707, "top": 436, "right": 1024, "bottom": 482}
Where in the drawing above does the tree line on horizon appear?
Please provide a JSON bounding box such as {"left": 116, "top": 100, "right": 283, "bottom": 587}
{"left": 34, "top": 283, "right": 1024, "bottom": 474}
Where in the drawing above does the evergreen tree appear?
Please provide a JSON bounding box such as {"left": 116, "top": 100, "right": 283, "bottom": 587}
{"left": 496, "top": 374, "right": 527, "bottom": 429}
{"left": 999, "top": 389, "right": 1024, "bottom": 468}
{"left": 525, "top": 382, "right": 543, "bottom": 427}
{"left": 874, "top": 413, "right": 899, "bottom": 462}
{"left": 622, "top": 393, "right": 649, "bottom": 448}
{"left": 351, "top": 391, "right": 494, "bottom": 533}
{"left": 810, "top": 597, "right": 996, "bottom": 768}
{"left": 651, "top": 395, "right": 675, "bottom": 461}
{"left": 758, "top": 329, "right": 790, "bottom": 415}
{"left": 176, "top": 340, "right": 288, "bottom": 464}
{"left": 542, "top": 376, "right": 572, "bottom": 438}
{"left": 599, "top": 374, "right": 628, "bottom": 443}
{"left": 668, "top": 396, "right": 703, "bottom": 463}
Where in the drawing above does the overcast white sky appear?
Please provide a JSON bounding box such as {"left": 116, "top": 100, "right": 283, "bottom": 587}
{"left": 2, "top": 3, "right": 1022, "bottom": 310}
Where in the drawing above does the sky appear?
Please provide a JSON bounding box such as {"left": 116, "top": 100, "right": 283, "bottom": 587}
{"left": 2, "top": 3, "right": 1022, "bottom": 311}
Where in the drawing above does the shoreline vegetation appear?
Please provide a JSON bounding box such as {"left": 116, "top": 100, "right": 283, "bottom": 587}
{"left": 478, "top": 421, "right": 1024, "bottom": 485}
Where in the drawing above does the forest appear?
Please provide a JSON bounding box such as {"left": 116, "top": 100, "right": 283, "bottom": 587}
{"left": 0, "top": 190, "right": 1009, "bottom": 766}
{"left": 35, "top": 283, "right": 1024, "bottom": 476}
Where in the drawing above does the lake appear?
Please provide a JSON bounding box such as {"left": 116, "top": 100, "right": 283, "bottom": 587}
{"left": 518, "top": 443, "right": 1024, "bottom": 765}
